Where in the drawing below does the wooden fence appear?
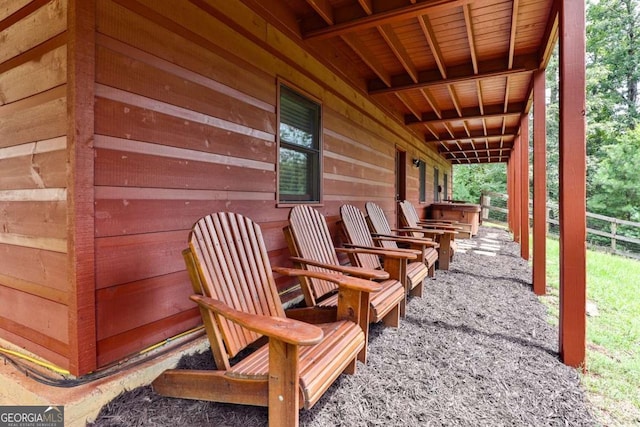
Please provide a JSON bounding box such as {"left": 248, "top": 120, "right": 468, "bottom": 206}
{"left": 480, "top": 192, "right": 640, "bottom": 259}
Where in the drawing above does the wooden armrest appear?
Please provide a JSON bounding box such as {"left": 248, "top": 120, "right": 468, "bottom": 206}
{"left": 272, "top": 267, "right": 382, "bottom": 293}
{"left": 338, "top": 245, "right": 418, "bottom": 260}
{"left": 416, "top": 223, "right": 462, "bottom": 231}
{"left": 190, "top": 295, "right": 323, "bottom": 346}
{"left": 289, "top": 256, "right": 389, "bottom": 280}
{"left": 394, "top": 227, "right": 445, "bottom": 235}
{"left": 372, "top": 234, "right": 437, "bottom": 246}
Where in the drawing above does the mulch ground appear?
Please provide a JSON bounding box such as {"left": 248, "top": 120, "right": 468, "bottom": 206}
{"left": 90, "top": 226, "right": 596, "bottom": 426}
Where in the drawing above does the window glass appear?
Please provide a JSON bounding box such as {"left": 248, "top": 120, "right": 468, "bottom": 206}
{"left": 419, "top": 161, "right": 426, "bottom": 202}
{"left": 278, "top": 85, "right": 321, "bottom": 203}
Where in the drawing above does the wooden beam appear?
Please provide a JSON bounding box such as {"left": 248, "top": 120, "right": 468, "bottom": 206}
{"left": 419, "top": 15, "right": 447, "bottom": 79}
{"left": 378, "top": 24, "right": 419, "bottom": 83}
{"left": 539, "top": 1, "right": 560, "bottom": 69}
{"left": 341, "top": 33, "right": 392, "bottom": 87}
{"left": 357, "top": 0, "right": 373, "bottom": 15}
{"left": 532, "top": 69, "right": 547, "bottom": 296}
{"left": 394, "top": 92, "right": 421, "bottom": 121}
{"left": 508, "top": 0, "right": 520, "bottom": 69}
{"left": 512, "top": 135, "right": 521, "bottom": 243}
{"left": 302, "top": 0, "right": 481, "bottom": 40}
{"left": 407, "top": 102, "right": 525, "bottom": 126}
{"left": 558, "top": 0, "right": 586, "bottom": 369}
{"left": 428, "top": 128, "right": 518, "bottom": 142}
{"left": 67, "top": 0, "right": 97, "bottom": 376}
{"left": 520, "top": 114, "right": 530, "bottom": 260}
{"left": 507, "top": 158, "right": 512, "bottom": 230}
{"left": 463, "top": 4, "right": 478, "bottom": 74}
{"left": 306, "top": 0, "right": 334, "bottom": 25}
{"left": 441, "top": 146, "right": 513, "bottom": 155}
{"left": 420, "top": 88, "right": 441, "bottom": 118}
{"left": 369, "top": 54, "right": 538, "bottom": 94}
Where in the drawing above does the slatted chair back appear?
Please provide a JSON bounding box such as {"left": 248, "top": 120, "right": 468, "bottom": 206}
{"left": 399, "top": 200, "right": 421, "bottom": 227}
{"left": 339, "top": 204, "right": 383, "bottom": 270}
{"left": 284, "top": 205, "right": 342, "bottom": 302}
{"left": 187, "top": 212, "right": 285, "bottom": 359}
{"left": 365, "top": 202, "right": 400, "bottom": 250}
{"left": 399, "top": 200, "right": 428, "bottom": 239}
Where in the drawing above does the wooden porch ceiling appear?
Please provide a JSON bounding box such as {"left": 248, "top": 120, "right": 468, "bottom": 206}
{"left": 242, "top": 0, "right": 559, "bottom": 164}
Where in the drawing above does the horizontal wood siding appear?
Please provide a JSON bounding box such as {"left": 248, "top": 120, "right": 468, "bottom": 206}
{"left": 0, "top": 0, "right": 70, "bottom": 368}
{"left": 93, "top": 0, "right": 451, "bottom": 366}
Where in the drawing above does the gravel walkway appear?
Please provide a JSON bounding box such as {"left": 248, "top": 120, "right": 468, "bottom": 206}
{"left": 91, "top": 226, "right": 596, "bottom": 426}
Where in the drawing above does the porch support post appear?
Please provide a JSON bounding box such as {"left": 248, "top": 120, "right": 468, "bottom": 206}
{"left": 512, "top": 135, "right": 521, "bottom": 243}
{"left": 559, "top": 0, "right": 587, "bottom": 367}
{"left": 520, "top": 115, "right": 530, "bottom": 260}
{"left": 533, "top": 70, "right": 547, "bottom": 295}
{"left": 506, "top": 159, "right": 512, "bottom": 230}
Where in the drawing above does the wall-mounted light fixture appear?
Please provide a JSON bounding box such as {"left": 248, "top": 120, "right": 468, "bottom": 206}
{"left": 412, "top": 158, "right": 421, "bottom": 168}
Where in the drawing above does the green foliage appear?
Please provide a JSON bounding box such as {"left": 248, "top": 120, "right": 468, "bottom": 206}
{"left": 588, "top": 128, "right": 640, "bottom": 221}
{"left": 452, "top": 163, "right": 506, "bottom": 203}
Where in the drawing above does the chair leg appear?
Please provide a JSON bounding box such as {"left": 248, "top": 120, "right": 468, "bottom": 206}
{"left": 269, "top": 340, "right": 300, "bottom": 427}
{"left": 410, "top": 280, "right": 423, "bottom": 297}
{"left": 381, "top": 303, "right": 400, "bottom": 327}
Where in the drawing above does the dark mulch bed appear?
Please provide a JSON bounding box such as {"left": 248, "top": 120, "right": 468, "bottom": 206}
{"left": 90, "top": 226, "right": 596, "bottom": 426}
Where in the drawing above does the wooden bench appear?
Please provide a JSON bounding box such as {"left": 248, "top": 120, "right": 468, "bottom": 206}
{"left": 152, "top": 212, "right": 381, "bottom": 427}
{"left": 364, "top": 202, "right": 439, "bottom": 277}
{"left": 339, "top": 204, "right": 432, "bottom": 311}
{"left": 283, "top": 205, "right": 406, "bottom": 359}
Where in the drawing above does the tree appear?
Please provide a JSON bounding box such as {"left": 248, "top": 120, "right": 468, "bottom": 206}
{"left": 588, "top": 127, "right": 640, "bottom": 222}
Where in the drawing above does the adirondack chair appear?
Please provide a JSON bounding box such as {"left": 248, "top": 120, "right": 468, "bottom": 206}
{"left": 398, "top": 200, "right": 458, "bottom": 270}
{"left": 339, "top": 204, "right": 432, "bottom": 307}
{"left": 283, "top": 205, "right": 407, "bottom": 347}
{"left": 152, "top": 212, "right": 381, "bottom": 427}
{"left": 364, "top": 201, "right": 439, "bottom": 277}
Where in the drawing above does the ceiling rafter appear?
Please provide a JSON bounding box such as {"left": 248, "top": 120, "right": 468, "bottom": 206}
{"left": 395, "top": 92, "right": 422, "bottom": 120}
{"left": 420, "top": 88, "right": 442, "bottom": 119}
{"left": 302, "top": 0, "right": 484, "bottom": 40}
{"left": 378, "top": 24, "right": 419, "bottom": 83}
{"left": 441, "top": 147, "right": 512, "bottom": 154}
{"left": 306, "top": 0, "right": 334, "bottom": 25}
{"left": 358, "top": 0, "right": 373, "bottom": 15}
{"left": 406, "top": 102, "right": 525, "bottom": 126}
{"left": 433, "top": 132, "right": 516, "bottom": 144}
{"left": 463, "top": 4, "right": 478, "bottom": 74}
{"left": 419, "top": 15, "right": 447, "bottom": 79}
{"left": 341, "top": 33, "right": 392, "bottom": 87}
{"left": 508, "top": 0, "right": 520, "bottom": 69}
{"left": 368, "top": 54, "right": 538, "bottom": 94}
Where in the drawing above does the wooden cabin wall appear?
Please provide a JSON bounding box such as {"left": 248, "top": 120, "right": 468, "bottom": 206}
{"left": 93, "top": 0, "right": 451, "bottom": 367}
{"left": 0, "top": 0, "right": 70, "bottom": 369}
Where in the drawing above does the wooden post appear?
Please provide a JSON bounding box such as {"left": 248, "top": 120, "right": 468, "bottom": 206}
{"left": 559, "top": 0, "right": 587, "bottom": 368}
{"left": 512, "top": 136, "right": 521, "bottom": 243}
{"left": 67, "top": 0, "right": 97, "bottom": 375}
{"left": 533, "top": 69, "right": 547, "bottom": 295}
{"left": 611, "top": 221, "right": 617, "bottom": 252}
{"left": 506, "top": 161, "right": 512, "bottom": 230}
{"left": 520, "top": 115, "right": 530, "bottom": 260}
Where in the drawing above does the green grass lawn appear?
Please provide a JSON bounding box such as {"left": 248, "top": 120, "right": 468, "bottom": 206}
{"left": 542, "top": 238, "right": 640, "bottom": 425}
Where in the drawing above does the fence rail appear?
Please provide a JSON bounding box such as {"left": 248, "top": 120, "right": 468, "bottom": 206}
{"left": 480, "top": 192, "right": 640, "bottom": 259}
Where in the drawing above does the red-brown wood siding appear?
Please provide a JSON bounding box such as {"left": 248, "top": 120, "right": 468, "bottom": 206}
{"left": 92, "top": 0, "right": 451, "bottom": 367}
{"left": 0, "top": 0, "right": 70, "bottom": 369}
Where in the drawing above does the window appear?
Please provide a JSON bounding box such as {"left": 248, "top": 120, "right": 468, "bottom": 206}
{"left": 278, "top": 84, "right": 321, "bottom": 203}
{"left": 419, "top": 161, "right": 426, "bottom": 202}
{"left": 443, "top": 173, "right": 448, "bottom": 201}
{"left": 433, "top": 167, "right": 440, "bottom": 202}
